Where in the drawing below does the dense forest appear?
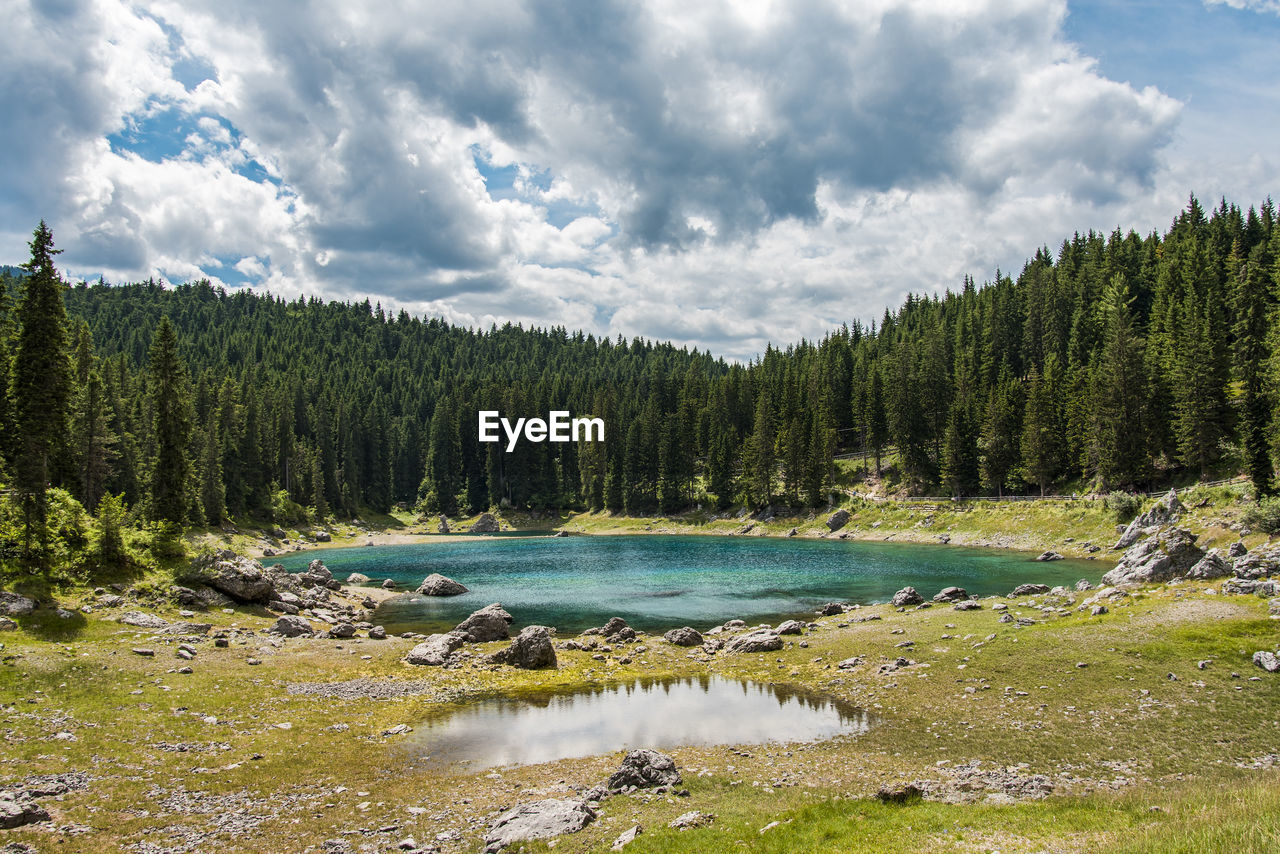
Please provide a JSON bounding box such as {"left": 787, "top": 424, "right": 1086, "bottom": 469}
{"left": 1, "top": 195, "right": 1279, "bottom": 574}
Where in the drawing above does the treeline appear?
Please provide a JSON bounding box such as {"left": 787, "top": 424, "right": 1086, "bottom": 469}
{"left": 1, "top": 196, "right": 1278, "bottom": 573}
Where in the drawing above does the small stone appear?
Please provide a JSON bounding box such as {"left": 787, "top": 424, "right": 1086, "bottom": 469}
{"left": 1252, "top": 651, "right": 1280, "bottom": 673}
{"left": 132, "top": 648, "right": 155, "bottom": 657}
{"left": 611, "top": 825, "right": 642, "bottom": 850}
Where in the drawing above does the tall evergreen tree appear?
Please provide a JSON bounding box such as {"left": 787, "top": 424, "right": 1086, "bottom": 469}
{"left": 147, "top": 316, "right": 192, "bottom": 524}
{"left": 1091, "top": 276, "right": 1148, "bottom": 489}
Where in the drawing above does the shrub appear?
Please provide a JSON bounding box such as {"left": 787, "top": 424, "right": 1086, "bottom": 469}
{"left": 1241, "top": 495, "right": 1280, "bottom": 535}
{"left": 1104, "top": 491, "right": 1143, "bottom": 523}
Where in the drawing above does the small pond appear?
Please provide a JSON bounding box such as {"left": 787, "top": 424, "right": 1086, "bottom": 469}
{"left": 406, "top": 676, "right": 875, "bottom": 771}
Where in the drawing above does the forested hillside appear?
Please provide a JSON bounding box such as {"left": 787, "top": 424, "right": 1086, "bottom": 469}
{"left": 1, "top": 195, "right": 1278, "bottom": 573}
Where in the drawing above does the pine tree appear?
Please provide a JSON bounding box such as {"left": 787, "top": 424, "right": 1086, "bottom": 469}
{"left": 1091, "top": 276, "right": 1148, "bottom": 489}
{"left": 979, "top": 369, "right": 1020, "bottom": 497}
{"left": 9, "top": 221, "right": 73, "bottom": 567}
{"left": 867, "top": 368, "right": 889, "bottom": 477}
{"left": 422, "top": 405, "right": 461, "bottom": 515}
{"left": 1021, "top": 357, "right": 1063, "bottom": 496}
{"left": 147, "top": 316, "right": 192, "bottom": 524}
{"left": 1233, "top": 241, "right": 1273, "bottom": 494}
{"left": 744, "top": 387, "right": 775, "bottom": 507}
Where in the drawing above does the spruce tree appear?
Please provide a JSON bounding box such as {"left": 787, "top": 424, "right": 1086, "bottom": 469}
{"left": 744, "top": 387, "right": 775, "bottom": 507}
{"left": 1233, "top": 241, "right": 1273, "bottom": 494}
{"left": 9, "top": 221, "right": 73, "bottom": 567}
{"left": 147, "top": 316, "right": 192, "bottom": 524}
{"left": 1091, "top": 276, "right": 1148, "bottom": 489}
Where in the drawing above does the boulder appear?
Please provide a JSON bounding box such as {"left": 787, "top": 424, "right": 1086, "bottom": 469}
{"left": 189, "top": 553, "right": 275, "bottom": 603}
{"left": 669, "top": 811, "right": 715, "bottom": 829}
{"left": 298, "top": 560, "right": 333, "bottom": 587}
{"left": 118, "top": 611, "right": 170, "bottom": 629}
{"left": 346, "top": 573, "right": 371, "bottom": 584}
{"left": 471, "top": 512, "right": 500, "bottom": 533}
{"left": 1114, "top": 489, "right": 1182, "bottom": 549}
{"left": 953, "top": 600, "right": 981, "bottom": 611}
{"left": 489, "top": 625, "right": 557, "bottom": 669}
{"left": 776, "top": 619, "right": 806, "bottom": 635}
{"left": 0, "top": 617, "right": 16, "bottom": 632}
{"left": 724, "top": 629, "right": 783, "bottom": 654}
{"left": 1075, "top": 579, "right": 1093, "bottom": 592}
{"left": 601, "top": 617, "right": 630, "bottom": 636}
{"left": 1009, "top": 584, "right": 1050, "bottom": 597}
{"left": 369, "top": 625, "right": 388, "bottom": 640}
{"left": 1186, "top": 549, "right": 1233, "bottom": 580}
{"left": 416, "top": 573, "right": 468, "bottom": 596}
{"left": 663, "top": 626, "right": 703, "bottom": 647}
{"left": 455, "top": 603, "right": 514, "bottom": 642}
{"left": 826, "top": 509, "right": 851, "bottom": 531}
{"left": 1228, "top": 541, "right": 1248, "bottom": 559}
{"left": 438, "top": 515, "right": 451, "bottom": 534}
{"left": 1101, "top": 527, "right": 1204, "bottom": 587}
{"left": 483, "top": 799, "right": 595, "bottom": 853}
{"left": 932, "top": 586, "right": 970, "bottom": 603}
{"left": 405, "top": 632, "right": 468, "bottom": 666}
{"left": 381, "top": 579, "right": 397, "bottom": 589}
{"left": 1035, "top": 551, "right": 1064, "bottom": 562}
{"left": 1233, "top": 544, "right": 1280, "bottom": 580}
{"left": 269, "top": 615, "right": 314, "bottom": 637}
{"left": 328, "top": 623, "right": 357, "bottom": 639}
{"left": 1253, "top": 651, "right": 1280, "bottom": 673}
{"left": 0, "top": 591, "right": 36, "bottom": 617}
{"left": 891, "top": 587, "right": 924, "bottom": 607}
{"left": 608, "top": 749, "right": 682, "bottom": 790}
{"left": 314, "top": 531, "right": 331, "bottom": 542}
{"left": 816, "top": 602, "right": 845, "bottom": 616}
{"left": 0, "top": 794, "right": 50, "bottom": 829}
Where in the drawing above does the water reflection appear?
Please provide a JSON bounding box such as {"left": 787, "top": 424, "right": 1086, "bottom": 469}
{"left": 407, "top": 676, "right": 875, "bottom": 771}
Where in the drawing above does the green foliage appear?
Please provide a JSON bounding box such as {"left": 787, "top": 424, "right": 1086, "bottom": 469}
{"left": 92, "top": 492, "right": 129, "bottom": 569}
{"left": 1241, "top": 495, "right": 1280, "bottom": 534}
{"left": 270, "top": 486, "right": 308, "bottom": 526}
{"left": 1105, "top": 491, "right": 1144, "bottom": 523}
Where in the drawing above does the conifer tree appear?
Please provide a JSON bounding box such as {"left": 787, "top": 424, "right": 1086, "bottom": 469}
{"left": 1021, "top": 357, "right": 1063, "bottom": 496}
{"left": 147, "top": 316, "right": 192, "bottom": 524}
{"left": 1091, "top": 276, "right": 1148, "bottom": 489}
{"left": 744, "top": 387, "right": 775, "bottom": 507}
{"left": 1233, "top": 241, "right": 1273, "bottom": 494}
{"left": 9, "top": 221, "right": 73, "bottom": 567}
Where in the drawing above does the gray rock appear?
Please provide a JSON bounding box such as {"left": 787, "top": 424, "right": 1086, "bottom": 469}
{"left": 346, "top": 573, "right": 370, "bottom": 584}
{"left": 0, "top": 617, "right": 16, "bottom": 632}
{"left": 438, "top": 515, "right": 451, "bottom": 534}
{"left": 1035, "top": 551, "right": 1064, "bottom": 562}
{"left": 269, "top": 616, "right": 314, "bottom": 637}
{"left": 600, "top": 616, "right": 630, "bottom": 635}
{"left": 369, "top": 625, "right": 387, "bottom": 640}
{"left": 96, "top": 593, "right": 125, "bottom": 607}
{"left": 826, "top": 508, "right": 851, "bottom": 531}
{"left": 724, "top": 629, "right": 782, "bottom": 654}
{"left": 489, "top": 625, "right": 557, "bottom": 669}
{"left": 1101, "top": 527, "right": 1204, "bottom": 586}
{"left": 1075, "top": 579, "right": 1093, "bottom": 592}
{"left": 471, "top": 512, "right": 500, "bottom": 533}
{"left": 1186, "top": 549, "right": 1233, "bottom": 580}
{"left": 1114, "top": 489, "right": 1182, "bottom": 549}
{"left": 953, "top": 600, "right": 981, "bottom": 611}
{"left": 190, "top": 554, "right": 276, "bottom": 603}
{"left": 1253, "top": 651, "right": 1280, "bottom": 673}
{"left": 1270, "top": 598, "right": 1280, "bottom": 617}
{"left": 1228, "top": 541, "right": 1248, "bottom": 558}
{"left": 1091, "top": 605, "right": 1108, "bottom": 616}
{"left": 118, "top": 611, "right": 170, "bottom": 629}
{"left": 483, "top": 799, "right": 595, "bottom": 852}
{"left": 776, "top": 619, "right": 805, "bottom": 635}
{"left": 321, "top": 840, "right": 354, "bottom": 854}
{"left": 663, "top": 626, "right": 703, "bottom": 647}
{"left": 1010, "top": 584, "right": 1050, "bottom": 597}
{"left": 932, "top": 587, "right": 970, "bottom": 603}
{"left": 669, "top": 811, "right": 715, "bottom": 829}
{"left": 298, "top": 560, "right": 333, "bottom": 587}
{"left": 608, "top": 749, "right": 682, "bottom": 790}
{"left": 163, "top": 622, "right": 211, "bottom": 636}
{"left": 314, "top": 531, "right": 331, "bottom": 542}
{"left": 891, "top": 586, "right": 924, "bottom": 607}
{"left": 612, "top": 824, "right": 642, "bottom": 850}
{"left": 328, "top": 623, "right": 357, "bottom": 639}
{"left": 405, "top": 632, "right": 467, "bottom": 666}
{"left": 455, "top": 603, "right": 514, "bottom": 642}
{"left": 1233, "top": 544, "right": 1280, "bottom": 580}
{"left": 0, "top": 592, "right": 37, "bottom": 617}
{"left": 816, "top": 602, "right": 845, "bottom": 616}
{"left": 381, "top": 579, "right": 397, "bottom": 589}
{"left": 0, "top": 795, "right": 49, "bottom": 829}
{"left": 416, "top": 573, "right": 468, "bottom": 596}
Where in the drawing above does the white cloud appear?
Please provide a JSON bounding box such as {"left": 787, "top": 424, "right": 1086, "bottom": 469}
{"left": 2, "top": 0, "right": 1274, "bottom": 361}
{"left": 1204, "top": 0, "right": 1280, "bottom": 14}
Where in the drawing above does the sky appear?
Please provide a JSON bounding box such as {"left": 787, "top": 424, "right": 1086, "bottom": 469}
{"left": 3, "top": 0, "right": 1278, "bottom": 361}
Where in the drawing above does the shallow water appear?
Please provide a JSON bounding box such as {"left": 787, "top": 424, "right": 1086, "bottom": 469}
{"left": 273, "top": 534, "right": 1099, "bottom": 633}
{"left": 406, "top": 676, "right": 874, "bottom": 771}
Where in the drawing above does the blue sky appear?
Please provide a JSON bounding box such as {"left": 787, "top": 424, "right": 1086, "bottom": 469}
{"left": 3, "top": 0, "right": 1278, "bottom": 360}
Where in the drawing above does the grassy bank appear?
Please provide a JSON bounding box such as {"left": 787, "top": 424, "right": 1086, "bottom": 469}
{"left": 2, "top": 567, "right": 1279, "bottom": 852}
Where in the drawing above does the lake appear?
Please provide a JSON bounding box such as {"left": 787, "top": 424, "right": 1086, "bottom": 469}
{"left": 273, "top": 534, "right": 1099, "bottom": 634}
{"left": 406, "top": 675, "right": 875, "bottom": 771}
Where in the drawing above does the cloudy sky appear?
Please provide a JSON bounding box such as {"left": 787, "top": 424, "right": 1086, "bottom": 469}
{"left": 4, "top": 0, "right": 1278, "bottom": 360}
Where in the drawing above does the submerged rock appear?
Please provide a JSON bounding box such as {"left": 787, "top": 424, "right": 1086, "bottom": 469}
{"left": 455, "top": 603, "right": 514, "bottom": 642}
{"left": 608, "top": 749, "right": 682, "bottom": 791}
{"left": 416, "top": 573, "right": 468, "bottom": 596}
{"left": 663, "top": 626, "right": 704, "bottom": 647}
{"left": 1035, "top": 551, "right": 1064, "bottom": 562}
{"left": 483, "top": 798, "right": 595, "bottom": 852}
{"left": 489, "top": 625, "right": 557, "bottom": 669}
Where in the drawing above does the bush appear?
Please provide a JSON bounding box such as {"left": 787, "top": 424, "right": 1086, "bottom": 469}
{"left": 270, "top": 487, "right": 308, "bottom": 525}
{"left": 1104, "top": 491, "right": 1143, "bottom": 523}
{"left": 93, "top": 493, "right": 129, "bottom": 569}
{"left": 1241, "top": 495, "right": 1280, "bottom": 535}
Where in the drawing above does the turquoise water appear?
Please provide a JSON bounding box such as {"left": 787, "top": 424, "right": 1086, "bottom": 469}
{"left": 408, "top": 676, "right": 874, "bottom": 771}
{"left": 273, "top": 534, "right": 1100, "bottom": 634}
